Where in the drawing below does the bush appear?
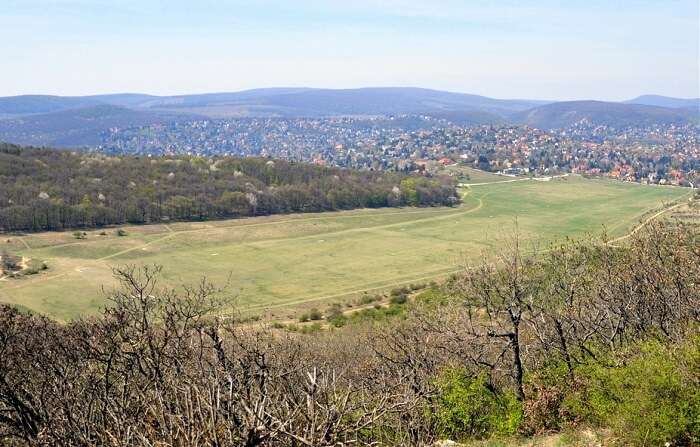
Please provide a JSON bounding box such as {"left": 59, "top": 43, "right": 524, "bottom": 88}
{"left": 561, "top": 337, "right": 700, "bottom": 446}
{"left": 299, "top": 308, "right": 322, "bottom": 322}
{"left": 358, "top": 294, "right": 380, "bottom": 305}
{"left": 300, "top": 323, "right": 322, "bottom": 334}
{"left": 432, "top": 368, "right": 523, "bottom": 441}
{"left": 415, "top": 287, "right": 451, "bottom": 306}
{"left": 521, "top": 360, "right": 571, "bottom": 434}
{"left": 389, "top": 293, "right": 407, "bottom": 305}
{"left": 409, "top": 282, "right": 426, "bottom": 291}
{"left": 328, "top": 314, "right": 347, "bottom": 328}
{"left": 326, "top": 303, "right": 343, "bottom": 318}
{"left": 73, "top": 231, "right": 85, "bottom": 240}
{"left": 116, "top": 229, "right": 128, "bottom": 237}
{"left": 308, "top": 308, "right": 322, "bottom": 321}
{"left": 390, "top": 286, "right": 410, "bottom": 297}
{"left": 22, "top": 260, "right": 47, "bottom": 276}
{"left": 1, "top": 251, "right": 21, "bottom": 272}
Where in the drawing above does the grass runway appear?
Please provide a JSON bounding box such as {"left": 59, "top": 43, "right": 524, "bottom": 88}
{"left": 0, "top": 176, "right": 689, "bottom": 321}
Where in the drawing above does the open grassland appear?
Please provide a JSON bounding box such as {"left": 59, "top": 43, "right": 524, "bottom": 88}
{"left": 0, "top": 176, "right": 690, "bottom": 321}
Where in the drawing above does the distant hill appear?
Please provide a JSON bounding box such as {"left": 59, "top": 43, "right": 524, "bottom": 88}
{"left": 0, "top": 90, "right": 697, "bottom": 143}
{"left": 133, "top": 87, "right": 547, "bottom": 121}
{"left": 514, "top": 100, "right": 697, "bottom": 129}
{"left": 0, "top": 105, "right": 198, "bottom": 147}
{"left": 88, "top": 93, "right": 158, "bottom": 107}
{"left": 625, "top": 95, "right": 700, "bottom": 109}
{"left": 0, "top": 95, "right": 101, "bottom": 118}
{"left": 0, "top": 94, "right": 158, "bottom": 118}
{"left": 0, "top": 88, "right": 547, "bottom": 120}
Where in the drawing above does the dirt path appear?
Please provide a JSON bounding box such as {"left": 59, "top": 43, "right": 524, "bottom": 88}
{"left": 460, "top": 178, "right": 530, "bottom": 187}
{"left": 608, "top": 199, "right": 691, "bottom": 245}
{"left": 460, "top": 173, "right": 569, "bottom": 187}
{"left": 245, "top": 265, "right": 460, "bottom": 312}
{"left": 17, "top": 237, "right": 31, "bottom": 250}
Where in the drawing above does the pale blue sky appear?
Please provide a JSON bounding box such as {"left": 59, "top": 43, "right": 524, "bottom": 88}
{"left": 1, "top": 0, "right": 698, "bottom": 100}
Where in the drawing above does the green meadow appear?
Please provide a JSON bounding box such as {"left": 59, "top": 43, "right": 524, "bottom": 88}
{"left": 0, "top": 176, "right": 689, "bottom": 321}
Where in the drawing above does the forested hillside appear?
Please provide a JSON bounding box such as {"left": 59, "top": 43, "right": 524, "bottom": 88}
{"left": 0, "top": 142, "right": 457, "bottom": 232}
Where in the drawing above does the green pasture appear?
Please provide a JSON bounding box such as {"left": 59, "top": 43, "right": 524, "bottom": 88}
{"left": 0, "top": 176, "right": 689, "bottom": 321}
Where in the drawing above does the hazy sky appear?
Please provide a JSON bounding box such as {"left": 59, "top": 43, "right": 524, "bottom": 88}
{"left": 1, "top": 0, "right": 698, "bottom": 100}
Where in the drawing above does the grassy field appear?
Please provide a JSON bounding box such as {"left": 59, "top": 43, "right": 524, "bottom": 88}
{"left": 0, "top": 176, "right": 690, "bottom": 321}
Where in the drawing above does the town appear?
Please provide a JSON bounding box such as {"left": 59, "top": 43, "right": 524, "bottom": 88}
{"left": 99, "top": 116, "right": 700, "bottom": 187}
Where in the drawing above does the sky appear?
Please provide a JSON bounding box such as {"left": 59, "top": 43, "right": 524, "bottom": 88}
{"left": 1, "top": 0, "right": 698, "bottom": 100}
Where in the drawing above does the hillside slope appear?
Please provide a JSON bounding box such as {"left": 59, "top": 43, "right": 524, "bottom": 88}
{"left": 0, "top": 105, "right": 197, "bottom": 147}
{"left": 625, "top": 94, "right": 699, "bottom": 109}
{"left": 514, "top": 100, "right": 697, "bottom": 129}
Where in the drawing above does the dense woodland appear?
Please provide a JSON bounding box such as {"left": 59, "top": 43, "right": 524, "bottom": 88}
{"left": 0, "top": 222, "right": 697, "bottom": 446}
{"left": 0, "top": 142, "right": 458, "bottom": 232}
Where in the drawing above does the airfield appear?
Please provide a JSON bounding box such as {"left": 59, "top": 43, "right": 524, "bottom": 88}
{"left": 0, "top": 174, "right": 690, "bottom": 321}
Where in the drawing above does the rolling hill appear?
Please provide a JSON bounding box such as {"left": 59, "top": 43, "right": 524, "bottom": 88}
{"left": 625, "top": 94, "right": 699, "bottom": 109}
{"left": 0, "top": 88, "right": 546, "bottom": 119}
{"left": 514, "top": 100, "right": 697, "bottom": 129}
{"left": 0, "top": 104, "right": 199, "bottom": 147}
{"left": 154, "top": 87, "right": 545, "bottom": 117}
{"left": 0, "top": 90, "right": 697, "bottom": 147}
{"left": 0, "top": 95, "right": 101, "bottom": 118}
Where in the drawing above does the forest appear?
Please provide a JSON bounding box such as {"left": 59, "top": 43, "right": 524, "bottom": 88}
{"left": 0, "top": 221, "right": 697, "bottom": 446}
{"left": 0, "top": 142, "right": 458, "bottom": 232}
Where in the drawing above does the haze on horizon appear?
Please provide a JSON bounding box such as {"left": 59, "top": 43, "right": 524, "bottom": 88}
{"left": 1, "top": 0, "right": 698, "bottom": 101}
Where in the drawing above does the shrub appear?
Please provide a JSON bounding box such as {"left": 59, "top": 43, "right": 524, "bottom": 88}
{"left": 521, "top": 360, "right": 571, "bottom": 434}
{"left": 308, "top": 308, "right": 322, "bottom": 321}
{"left": 359, "top": 294, "right": 380, "bottom": 305}
{"left": 73, "top": 231, "right": 85, "bottom": 240}
{"left": 299, "top": 308, "right": 322, "bottom": 322}
{"left": 116, "top": 229, "right": 128, "bottom": 237}
{"left": 326, "top": 303, "right": 343, "bottom": 318}
{"left": 1, "top": 251, "right": 21, "bottom": 272}
{"left": 432, "top": 368, "right": 523, "bottom": 441}
{"left": 22, "top": 260, "right": 47, "bottom": 276}
{"left": 389, "top": 293, "right": 407, "bottom": 305}
{"left": 328, "top": 314, "right": 347, "bottom": 328}
{"left": 561, "top": 337, "right": 700, "bottom": 446}
{"left": 390, "top": 286, "right": 410, "bottom": 297}
{"left": 415, "top": 287, "right": 451, "bottom": 306}
{"left": 300, "top": 323, "right": 322, "bottom": 334}
{"left": 409, "top": 282, "right": 425, "bottom": 291}
{"left": 325, "top": 304, "right": 346, "bottom": 327}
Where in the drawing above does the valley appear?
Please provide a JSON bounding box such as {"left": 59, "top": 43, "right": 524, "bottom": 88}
{"left": 0, "top": 175, "right": 689, "bottom": 321}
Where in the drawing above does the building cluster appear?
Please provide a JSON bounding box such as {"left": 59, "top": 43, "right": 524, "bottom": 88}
{"left": 98, "top": 117, "right": 700, "bottom": 187}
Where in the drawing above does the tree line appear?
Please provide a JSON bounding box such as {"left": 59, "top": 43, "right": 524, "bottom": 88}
{"left": 0, "top": 142, "right": 458, "bottom": 232}
{"left": 0, "top": 221, "right": 697, "bottom": 445}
